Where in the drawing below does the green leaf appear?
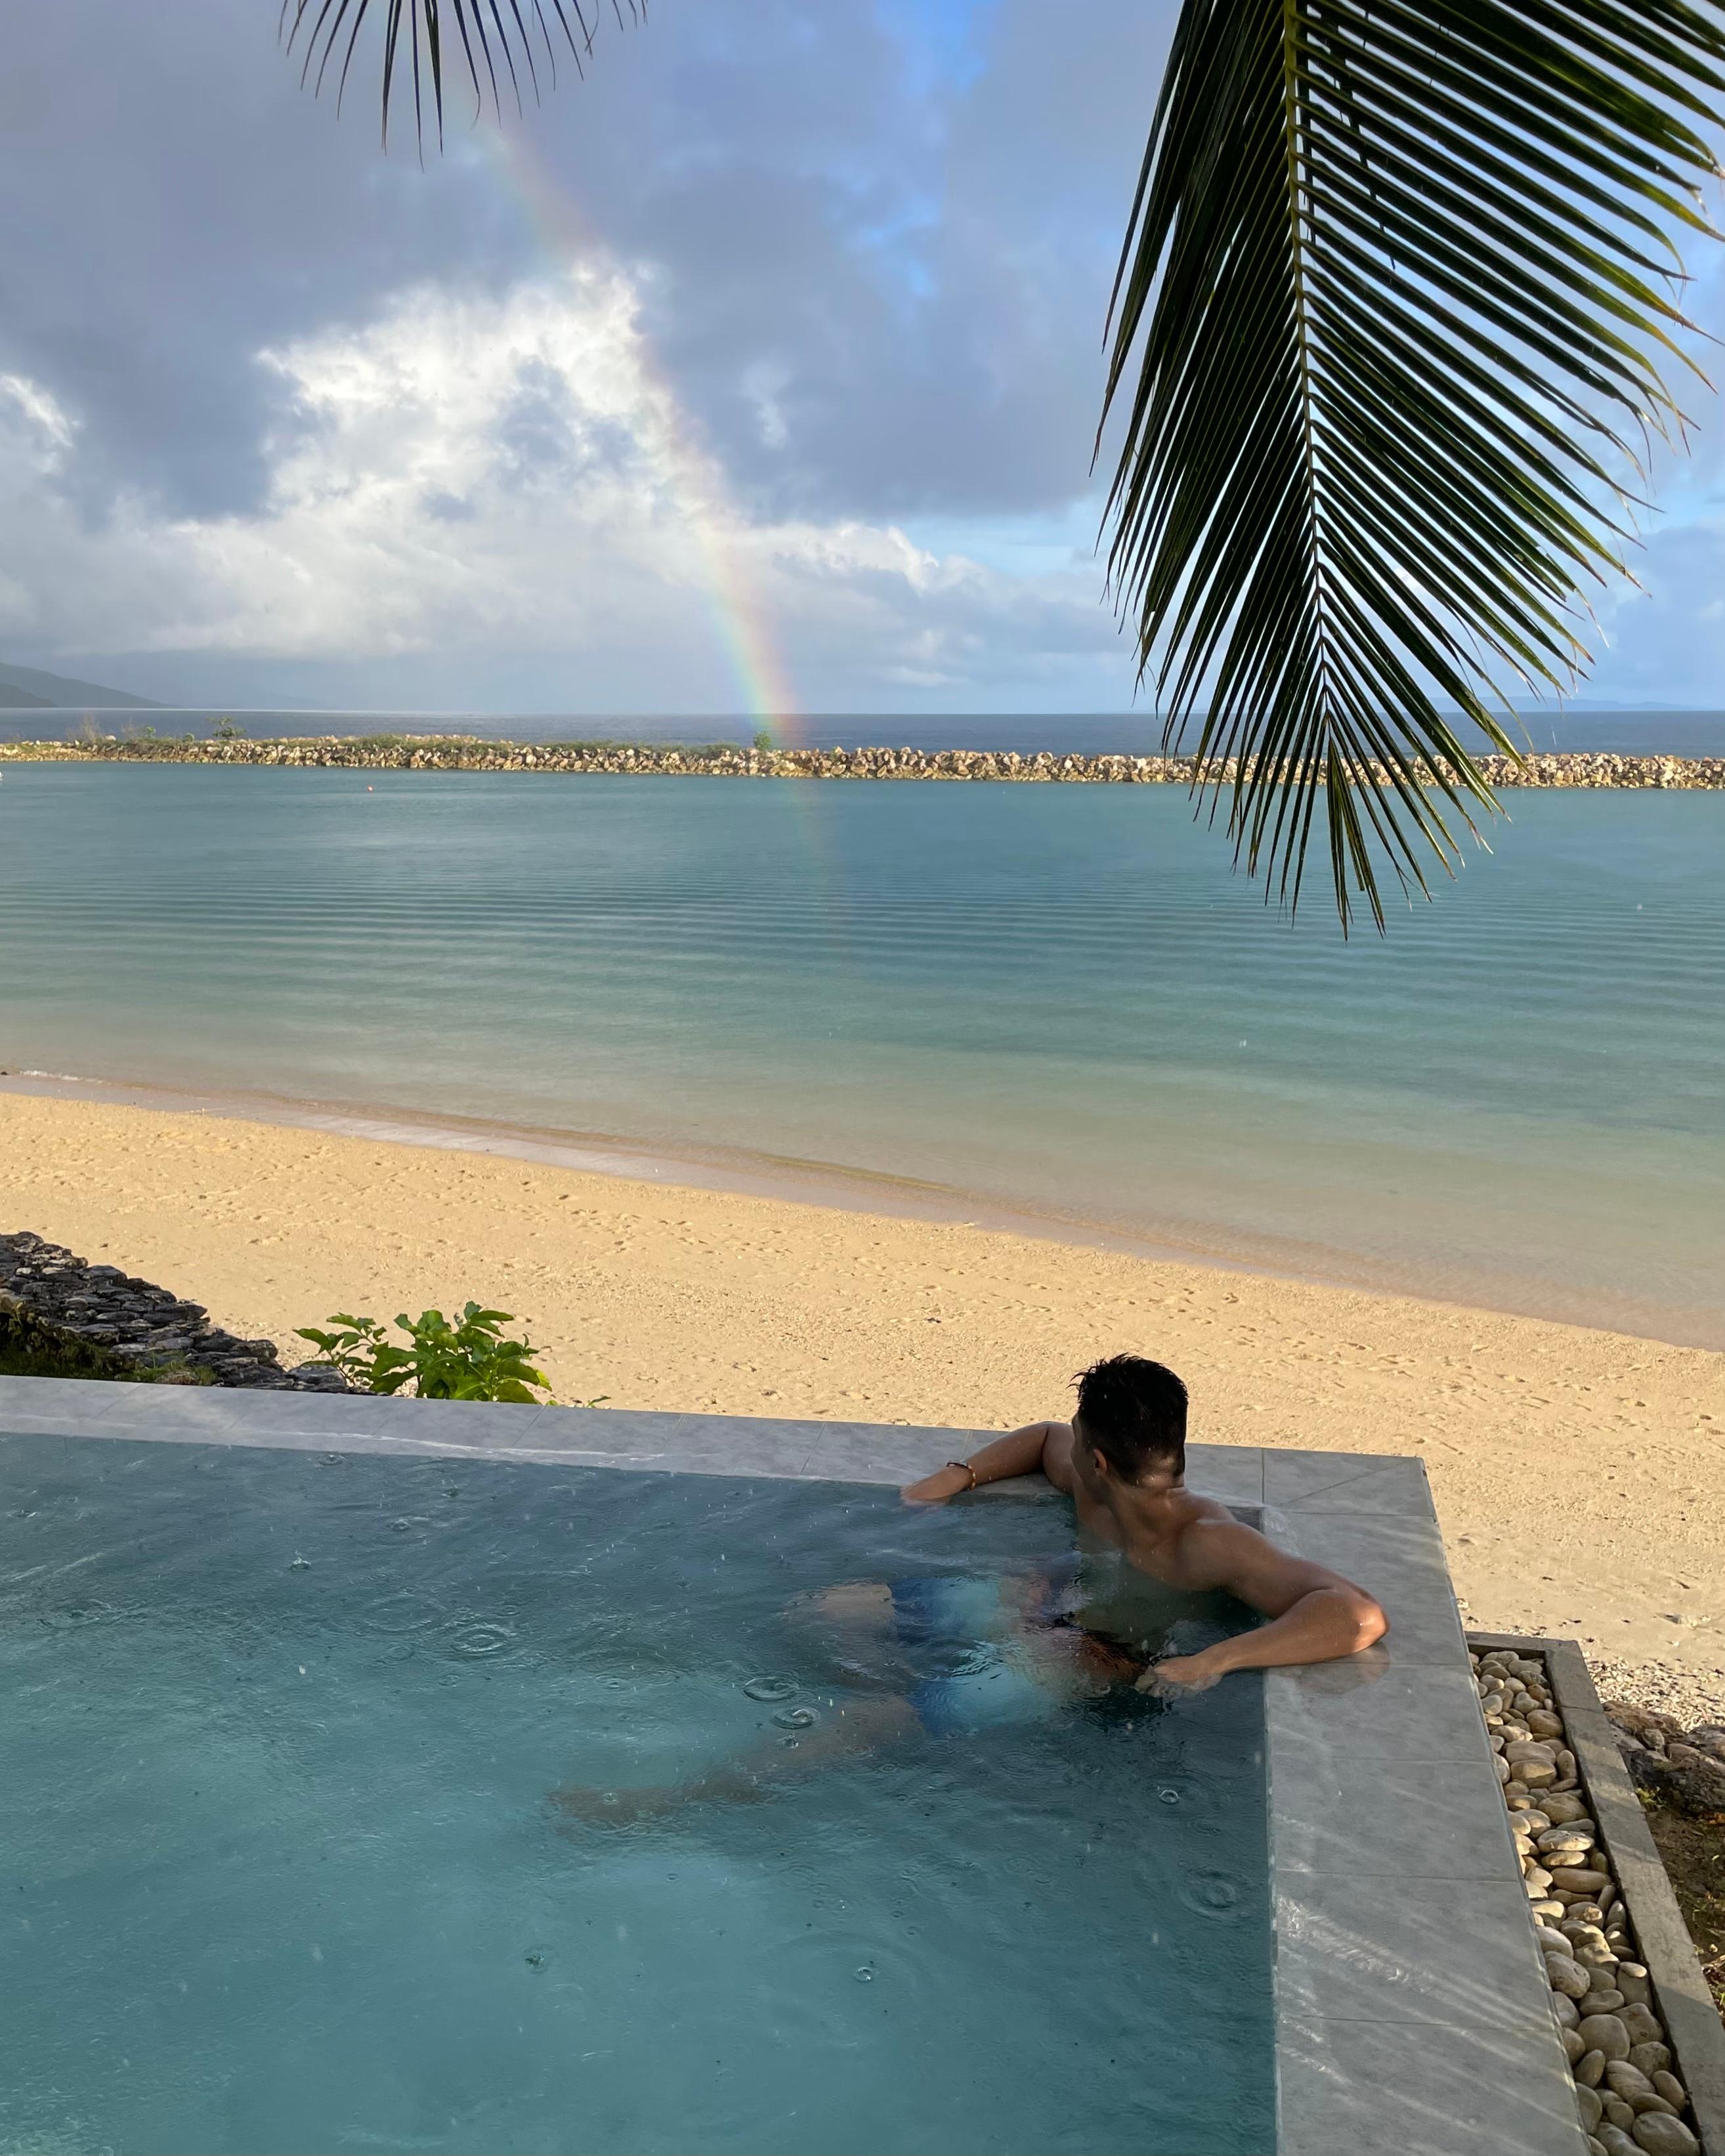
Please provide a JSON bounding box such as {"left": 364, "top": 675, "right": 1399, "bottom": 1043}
{"left": 1099, "top": 0, "right": 1725, "bottom": 929}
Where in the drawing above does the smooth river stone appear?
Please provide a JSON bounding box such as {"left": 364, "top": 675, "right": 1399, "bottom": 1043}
{"left": 1575, "top": 2083, "right": 1603, "bottom": 2130}
{"left": 1577, "top": 2051, "right": 1607, "bottom": 2087}
{"left": 1547, "top": 1953, "right": 1594, "bottom": 1998}
{"left": 1535, "top": 1923, "right": 1574, "bottom": 1955}
{"left": 1617, "top": 2001, "right": 1660, "bottom": 2042}
{"left": 1617, "top": 1967, "right": 1652, "bottom": 2007}
{"left": 1627, "top": 2043, "right": 1671, "bottom": 2077}
{"left": 1561, "top": 2027, "right": 1588, "bottom": 2064}
{"left": 1651, "top": 2072, "right": 1686, "bottom": 2109}
{"left": 1629, "top": 2117, "right": 1699, "bottom": 2155}
{"left": 1583, "top": 1991, "right": 1627, "bottom": 2014}
{"left": 1577, "top": 2015, "right": 1630, "bottom": 2061}
{"left": 1595, "top": 2130, "right": 1639, "bottom": 2156}
{"left": 1542, "top": 1793, "right": 1591, "bottom": 1825}
{"left": 1604, "top": 2062, "right": 1655, "bottom": 2102}
{"left": 1552, "top": 1867, "right": 1615, "bottom": 1894}
{"left": 1550, "top": 1991, "right": 1581, "bottom": 2029}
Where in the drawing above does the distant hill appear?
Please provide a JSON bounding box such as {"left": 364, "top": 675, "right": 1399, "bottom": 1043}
{"left": 0, "top": 661, "right": 161, "bottom": 711}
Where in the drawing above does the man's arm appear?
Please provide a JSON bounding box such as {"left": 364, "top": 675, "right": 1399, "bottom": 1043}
{"left": 1139, "top": 1519, "right": 1387, "bottom": 1693}
{"left": 901, "top": 1420, "right": 1073, "bottom": 1504}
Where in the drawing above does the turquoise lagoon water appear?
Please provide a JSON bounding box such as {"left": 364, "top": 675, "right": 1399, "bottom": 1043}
{"left": 0, "top": 1431, "right": 1273, "bottom": 2156}
{"left": 1, "top": 763, "right": 1721, "bottom": 1342}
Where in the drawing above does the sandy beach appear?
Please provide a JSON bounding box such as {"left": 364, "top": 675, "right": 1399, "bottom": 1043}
{"left": 5, "top": 1089, "right": 1722, "bottom": 1711}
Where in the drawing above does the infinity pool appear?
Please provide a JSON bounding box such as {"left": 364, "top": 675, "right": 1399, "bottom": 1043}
{"left": 0, "top": 1430, "right": 1274, "bottom": 2155}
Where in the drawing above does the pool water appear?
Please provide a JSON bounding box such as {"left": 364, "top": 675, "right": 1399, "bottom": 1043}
{"left": 0, "top": 1433, "right": 1275, "bottom": 2156}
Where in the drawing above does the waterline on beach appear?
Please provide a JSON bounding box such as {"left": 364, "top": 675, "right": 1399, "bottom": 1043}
{"left": 1, "top": 1068, "right": 1718, "bottom": 1351}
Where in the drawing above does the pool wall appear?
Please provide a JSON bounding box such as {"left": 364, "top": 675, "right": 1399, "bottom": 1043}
{"left": 0, "top": 1376, "right": 1588, "bottom": 2156}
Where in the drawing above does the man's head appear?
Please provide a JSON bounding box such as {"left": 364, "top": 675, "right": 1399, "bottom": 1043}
{"left": 1071, "top": 1355, "right": 1188, "bottom": 1494}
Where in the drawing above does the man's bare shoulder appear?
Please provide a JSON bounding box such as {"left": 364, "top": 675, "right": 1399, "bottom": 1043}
{"left": 1039, "top": 1420, "right": 1076, "bottom": 1490}
{"left": 1172, "top": 1508, "right": 1357, "bottom": 1613}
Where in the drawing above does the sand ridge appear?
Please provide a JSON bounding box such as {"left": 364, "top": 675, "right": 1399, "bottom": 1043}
{"left": 4, "top": 1090, "right": 1722, "bottom": 1697}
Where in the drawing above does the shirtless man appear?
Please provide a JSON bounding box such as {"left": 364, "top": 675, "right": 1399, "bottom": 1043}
{"left": 902, "top": 1353, "right": 1387, "bottom": 1693}
{"left": 553, "top": 1355, "right": 1385, "bottom": 1825}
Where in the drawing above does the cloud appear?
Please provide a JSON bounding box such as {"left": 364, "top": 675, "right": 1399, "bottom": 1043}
{"left": 0, "top": 0, "right": 1171, "bottom": 708}
{"left": 0, "top": 268, "right": 1129, "bottom": 711}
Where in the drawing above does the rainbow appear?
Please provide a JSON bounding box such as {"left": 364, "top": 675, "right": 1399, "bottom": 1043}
{"left": 480, "top": 125, "right": 805, "bottom": 746}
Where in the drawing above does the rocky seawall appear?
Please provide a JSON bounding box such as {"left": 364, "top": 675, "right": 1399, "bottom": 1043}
{"left": 0, "top": 1230, "right": 346, "bottom": 1391}
{"left": 3, "top": 736, "right": 1722, "bottom": 788}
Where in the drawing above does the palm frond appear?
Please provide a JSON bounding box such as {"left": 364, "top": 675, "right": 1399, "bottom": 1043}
{"left": 280, "top": 0, "right": 643, "bottom": 150}
{"left": 1101, "top": 0, "right": 1725, "bottom": 928}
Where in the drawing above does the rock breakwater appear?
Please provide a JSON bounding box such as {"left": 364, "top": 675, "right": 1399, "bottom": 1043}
{"left": 0, "top": 1229, "right": 346, "bottom": 1390}
{"left": 3, "top": 736, "right": 1721, "bottom": 788}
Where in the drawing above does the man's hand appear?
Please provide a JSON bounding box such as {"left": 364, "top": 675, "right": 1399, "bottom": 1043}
{"left": 1135, "top": 1650, "right": 1227, "bottom": 1697}
{"left": 900, "top": 1463, "right": 976, "bottom": 1506}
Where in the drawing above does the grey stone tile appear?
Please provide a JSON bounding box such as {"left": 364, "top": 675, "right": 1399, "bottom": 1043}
{"left": 638, "top": 1413, "right": 850, "bottom": 1481}
{"left": 0, "top": 1373, "right": 133, "bottom": 1433}
{"left": 0, "top": 1405, "right": 137, "bottom": 1445}
{"left": 54, "top": 1382, "right": 291, "bottom": 1439}
{"left": 1273, "top": 1752, "right": 1522, "bottom": 1878}
{"left": 1186, "top": 1442, "right": 1266, "bottom": 1504}
{"left": 1266, "top": 1655, "right": 1495, "bottom": 1762}
{"left": 1277, "top": 1511, "right": 1467, "bottom": 1665}
{"left": 496, "top": 1403, "right": 694, "bottom": 1458}
{"left": 1264, "top": 1447, "right": 1436, "bottom": 1517}
{"left": 324, "top": 1395, "right": 558, "bottom": 1445}
{"left": 1275, "top": 1873, "right": 1554, "bottom": 2031}
{"left": 1279, "top": 2014, "right": 1590, "bottom": 2156}
{"left": 801, "top": 1421, "right": 990, "bottom": 1484}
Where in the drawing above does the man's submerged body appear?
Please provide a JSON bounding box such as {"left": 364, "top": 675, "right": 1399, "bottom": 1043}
{"left": 901, "top": 1414, "right": 1388, "bottom": 1696}
{"left": 554, "top": 1360, "right": 1387, "bottom": 1825}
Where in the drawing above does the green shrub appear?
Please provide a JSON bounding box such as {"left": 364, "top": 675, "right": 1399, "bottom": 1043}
{"left": 293, "top": 1301, "right": 576, "bottom": 1404}
{"left": 752, "top": 728, "right": 774, "bottom": 752}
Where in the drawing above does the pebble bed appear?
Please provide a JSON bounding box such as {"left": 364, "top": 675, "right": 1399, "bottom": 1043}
{"left": 3, "top": 738, "right": 1723, "bottom": 789}
{"left": 1475, "top": 1645, "right": 1703, "bottom": 2155}
{"left": 0, "top": 1230, "right": 345, "bottom": 1391}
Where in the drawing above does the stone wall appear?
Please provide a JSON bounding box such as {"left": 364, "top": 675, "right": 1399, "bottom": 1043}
{"left": 0, "top": 1231, "right": 345, "bottom": 1391}
{"left": 3, "top": 736, "right": 1721, "bottom": 789}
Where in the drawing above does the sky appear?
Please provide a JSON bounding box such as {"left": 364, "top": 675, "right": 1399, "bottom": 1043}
{"left": 3, "top": 1, "right": 1725, "bottom": 719}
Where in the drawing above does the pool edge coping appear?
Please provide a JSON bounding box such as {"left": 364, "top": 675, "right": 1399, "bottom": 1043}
{"left": 0, "top": 1376, "right": 1592, "bottom": 2155}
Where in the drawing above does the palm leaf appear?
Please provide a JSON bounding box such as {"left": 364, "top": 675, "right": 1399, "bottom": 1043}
{"left": 280, "top": 0, "right": 642, "bottom": 150}
{"left": 1100, "top": 0, "right": 1725, "bottom": 927}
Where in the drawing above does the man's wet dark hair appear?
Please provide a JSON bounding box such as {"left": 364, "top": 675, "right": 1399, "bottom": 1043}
{"left": 1073, "top": 1355, "right": 1187, "bottom": 1483}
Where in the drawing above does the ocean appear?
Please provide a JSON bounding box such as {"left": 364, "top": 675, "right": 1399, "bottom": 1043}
{"left": 3, "top": 761, "right": 1720, "bottom": 1347}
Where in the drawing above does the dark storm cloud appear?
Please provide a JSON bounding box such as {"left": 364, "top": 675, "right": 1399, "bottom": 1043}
{"left": 0, "top": 1, "right": 540, "bottom": 518}
{"left": 1, "top": 0, "right": 1172, "bottom": 527}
